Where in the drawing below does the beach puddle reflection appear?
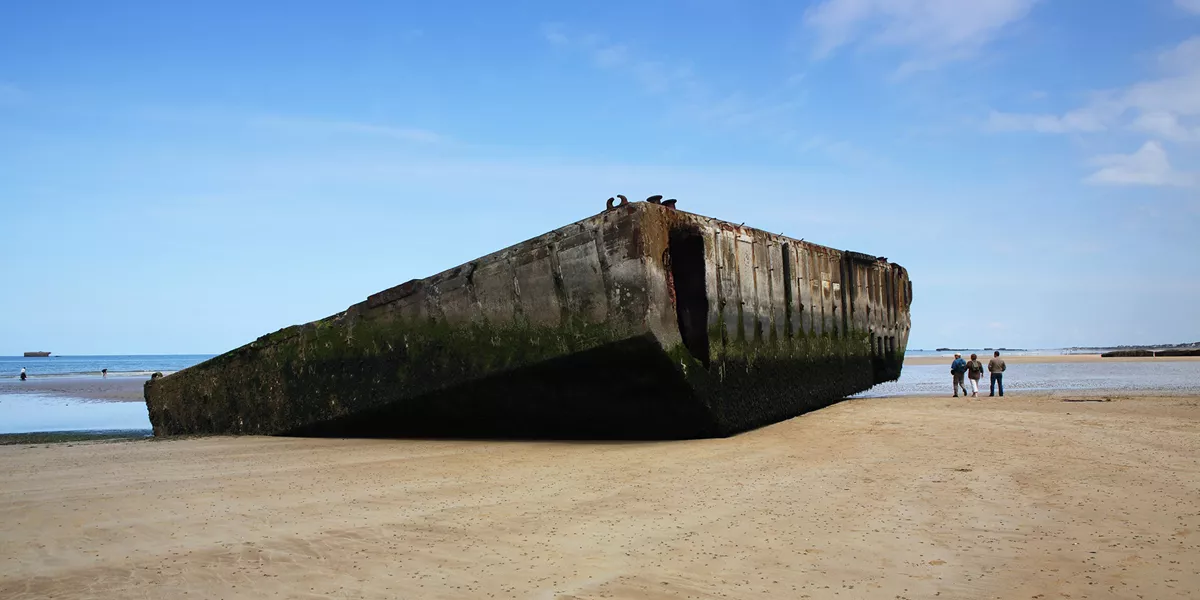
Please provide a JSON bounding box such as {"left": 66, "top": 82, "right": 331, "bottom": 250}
{"left": 0, "top": 394, "right": 152, "bottom": 434}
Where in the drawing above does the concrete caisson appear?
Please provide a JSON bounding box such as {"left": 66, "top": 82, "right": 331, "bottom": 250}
{"left": 145, "top": 200, "right": 912, "bottom": 438}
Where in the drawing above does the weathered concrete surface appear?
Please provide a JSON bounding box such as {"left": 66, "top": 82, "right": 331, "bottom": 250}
{"left": 146, "top": 200, "right": 912, "bottom": 438}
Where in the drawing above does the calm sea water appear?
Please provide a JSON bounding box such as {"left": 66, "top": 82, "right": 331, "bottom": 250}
{"left": 856, "top": 361, "right": 1200, "bottom": 397}
{"left": 0, "top": 354, "right": 213, "bottom": 379}
{"left": 904, "top": 348, "right": 1070, "bottom": 358}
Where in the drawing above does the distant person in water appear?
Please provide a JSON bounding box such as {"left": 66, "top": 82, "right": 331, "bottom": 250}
{"left": 966, "top": 353, "right": 984, "bottom": 397}
{"left": 20, "top": 367, "right": 27, "bottom": 381}
{"left": 101, "top": 368, "right": 108, "bottom": 378}
{"left": 950, "top": 353, "right": 968, "bottom": 397}
{"left": 988, "top": 351, "right": 1006, "bottom": 397}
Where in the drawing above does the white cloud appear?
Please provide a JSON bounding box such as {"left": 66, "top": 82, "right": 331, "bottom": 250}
{"left": 1122, "top": 71, "right": 1200, "bottom": 117}
{"left": 1085, "top": 141, "right": 1194, "bottom": 187}
{"left": 987, "top": 36, "right": 1200, "bottom": 142}
{"left": 1177, "top": 0, "right": 1200, "bottom": 15}
{"left": 803, "top": 0, "right": 1039, "bottom": 73}
{"left": 1131, "top": 111, "right": 1199, "bottom": 142}
{"left": 250, "top": 116, "right": 448, "bottom": 144}
{"left": 1159, "top": 36, "right": 1200, "bottom": 72}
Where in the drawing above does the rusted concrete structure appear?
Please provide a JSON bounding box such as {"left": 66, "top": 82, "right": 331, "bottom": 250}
{"left": 145, "top": 198, "right": 912, "bottom": 439}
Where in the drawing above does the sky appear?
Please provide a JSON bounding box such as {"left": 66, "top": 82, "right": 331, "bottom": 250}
{"left": 1, "top": 0, "right": 1198, "bottom": 355}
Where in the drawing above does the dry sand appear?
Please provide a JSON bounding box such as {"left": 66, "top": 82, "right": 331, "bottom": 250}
{"left": 2, "top": 393, "right": 1198, "bottom": 599}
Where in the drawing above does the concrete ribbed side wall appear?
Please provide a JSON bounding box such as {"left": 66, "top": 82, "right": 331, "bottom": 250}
{"left": 638, "top": 208, "right": 911, "bottom": 371}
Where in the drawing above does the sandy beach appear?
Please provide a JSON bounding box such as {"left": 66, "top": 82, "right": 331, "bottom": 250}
{"left": 2, "top": 392, "right": 1197, "bottom": 599}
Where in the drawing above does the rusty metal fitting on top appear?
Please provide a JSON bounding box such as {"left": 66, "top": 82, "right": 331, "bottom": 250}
{"left": 605, "top": 194, "right": 679, "bottom": 210}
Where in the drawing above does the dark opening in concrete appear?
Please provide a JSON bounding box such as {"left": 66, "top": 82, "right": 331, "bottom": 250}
{"left": 669, "top": 227, "right": 710, "bottom": 367}
{"left": 781, "top": 243, "right": 794, "bottom": 339}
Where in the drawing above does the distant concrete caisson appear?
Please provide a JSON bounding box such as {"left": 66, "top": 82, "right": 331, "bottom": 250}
{"left": 145, "top": 197, "right": 912, "bottom": 439}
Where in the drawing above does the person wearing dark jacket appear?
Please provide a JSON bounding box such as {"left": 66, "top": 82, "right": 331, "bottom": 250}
{"left": 950, "top": 353, "right": 968, "bottom": 397}
{"left": 966, "top": 353, "right": 984, "bottom": 397}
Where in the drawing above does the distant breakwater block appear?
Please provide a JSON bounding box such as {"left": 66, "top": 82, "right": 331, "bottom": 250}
{"left": 1101, "top": 349, "right": 1155, "bottom": 358}
{"left": 145, "top": 200, "right": 913, "bottom": 439}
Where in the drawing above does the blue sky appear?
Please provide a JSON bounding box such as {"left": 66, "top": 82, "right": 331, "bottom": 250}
{"left": 1, "top": 0, "right": 1198, "bottom": 355}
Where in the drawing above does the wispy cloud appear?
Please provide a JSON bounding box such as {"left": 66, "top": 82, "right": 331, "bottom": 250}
{"left": 1131, "top": 111, "right": 1199, "bottom": 142}
{"left": 1177, "top": 0, "right": 1200, "bottom": 15}
{"left": 986, "top": 36, "right": 1200, "bottom": 139}
{"left": 1084, "top": 141, "right": 1194, "bottom": 187}
{"left": 131, "top": 106, "right": 453, "bottom": 146}
{"left": 249, "top": 116, "right": 449, "bottom": 144}
{"left": 0, "top": 82, "right": 27, "bottom": 104}
{"left": 985, "top": 104, "right": 1115, "bottom": 133}
{"left": 988, "top": 35, "right": 1200, "bottom": 185}
{"left": 1159, "top": 35, "right": 1200, "bottom": 71}
{"left": 540, "top": 23, "right": 881, "bottom": 166}
{"left": 541, "top": 24, "right": 708, "bottom": 108}
{"left": 801, "top": 0, "right": 1040, "bottom": 75}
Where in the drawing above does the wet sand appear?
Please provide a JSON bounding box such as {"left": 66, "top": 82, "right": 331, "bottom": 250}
{"left": 2, "top": 392, "right": 1197, "bottom": 599}
{"left": 0, "top": 376, "right": 146, "bottom": 402}
{"left": 905, "top": 353, "right": 1200, "bottom": 366}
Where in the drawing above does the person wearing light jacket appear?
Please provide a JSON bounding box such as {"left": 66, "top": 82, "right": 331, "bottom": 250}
{"left": 988, "top": 351, "right": 1007, "bottom": 397}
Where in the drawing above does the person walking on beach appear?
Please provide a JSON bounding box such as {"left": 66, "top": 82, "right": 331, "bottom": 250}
{"left": 988, "top": 351, "right": 1006, "bottom": 397}
{"left": 20, "top": 367, "right": 27, "bottom": 381}
{"left": 101, "top": 368, "right": 108, "bottom": 378}
{"left": 950, "top": 353, "right": 968, "bottom": 397}
{"left": 966, "top": 354, "right": 984, "bottom": 397}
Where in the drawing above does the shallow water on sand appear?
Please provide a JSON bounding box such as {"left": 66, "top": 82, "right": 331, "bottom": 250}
{"left": 3, "top": 357, "right": 1198, "bottom": 434}
{"left": 859, "top": 360, "right": 1200, "bottom": 397}
{"left": 0, "top": 394, "right": 152, "bottom": 434}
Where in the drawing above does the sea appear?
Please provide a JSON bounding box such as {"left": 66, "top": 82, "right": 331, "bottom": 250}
{"left": 2, "top": 352, "right": 1198, "bottom": 435}
{"left": 0, "top": 354, "right": 212, "bottom": 379}
{"left": 856, "top": 361, "right": 1200, "bottom": 398}
{"left": 1, "top": 354, "right": 212, "bottom": 435}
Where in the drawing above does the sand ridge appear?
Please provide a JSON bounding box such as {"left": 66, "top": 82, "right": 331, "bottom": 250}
{"left": 1, "top": 393, "right": 1198, "bottom": 599}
